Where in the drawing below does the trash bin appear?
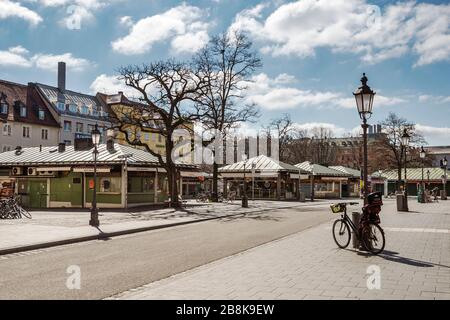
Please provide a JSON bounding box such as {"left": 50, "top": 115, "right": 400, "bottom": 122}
{"left": 397, "top": 193, "right": 407, "bottom": 211}
{"left": 441, "top": 190, "right": 447, "bottom": 200}
{"left": 299, "top": 192, "right": 306, "bottom": 202}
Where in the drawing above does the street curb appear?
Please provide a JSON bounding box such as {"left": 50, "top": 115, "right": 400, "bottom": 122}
{"left": 0, "top": 202, "right": 329, "bottom": 256}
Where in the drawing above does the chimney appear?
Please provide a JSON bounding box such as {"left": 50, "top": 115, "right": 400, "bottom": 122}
{"left": 58, "top": 142, "right": 66, "bottom": 153}
{"left": 58, "top": 62, "right": 66, "bottom": 93}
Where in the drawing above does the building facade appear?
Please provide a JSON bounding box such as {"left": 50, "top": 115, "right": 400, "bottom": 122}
{"left": 0, "top": 80, "right": 60, "bottom": 153}
{"left": 0, "top": 143, "right": 200, "bottom": 208}
{"left": 35, "top": 62, "right": 111, "bottom": 146}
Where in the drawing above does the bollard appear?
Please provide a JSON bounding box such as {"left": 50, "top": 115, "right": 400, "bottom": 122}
{"left": 352, "top": 212, "right": 360, "bottom": 249}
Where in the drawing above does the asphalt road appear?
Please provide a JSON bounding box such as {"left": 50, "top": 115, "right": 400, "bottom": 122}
{"left": 0, "top": 205, "right": 334, "bottom": 300}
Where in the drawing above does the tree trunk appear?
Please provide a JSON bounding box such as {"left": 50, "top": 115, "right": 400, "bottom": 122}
{"left": 166, "top": 136, "right": 180, "bottom": 208}
{"left": 212, "top": 161, "right": 219, "bottom": 202}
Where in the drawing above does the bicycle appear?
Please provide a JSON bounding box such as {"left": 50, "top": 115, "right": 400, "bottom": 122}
{"left": 196, "top": 192, "right": 210, "bottom": 203}
{"left": 330, "top": 202, "right": 385, "bottom": 255}
{"left": 0, "top": 196, "right": 32, "bottom": 220}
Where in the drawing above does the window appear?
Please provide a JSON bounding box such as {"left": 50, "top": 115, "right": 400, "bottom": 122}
{"left": 41, "top": 129, "right": 48, "bottom": 140}
{"left": 38, "top": 109, "right": 45, "bottom": 120}
{"left": 87, "top": 124, "right": 94, "bottom": 134}
{"left": 69, "top": 104, "right": 78, "bottom": 113}
{"left": 56, "top": 102, "right": 65, "bottom": 111}
{"left": 100, "top": 177, "right": 121, "bottom": 193}
{"left": 2, "top": 124, "right": 11, "bottom": 136}
{"left": 76, "top": 122, "right": 84, "bottom": 133}
{"left": 20, "top": 106, "right": 27, "bottom": 117}
{"left": 22, "top": 126, "right": 30, "bottom": 138}
{"left": 144, "top": 133, "right": 150, "bottom": 141}
{"left": 0, "top": 103, "right": 8, "bottom": 114}
{"left": 1, "top": 145, "right": 12, "bottom": 153}
{"left": 64, "top": 121, "right": 72, "bottom": 132}
{"left": 81, "top": 105, "right": 89, "bottom": 115}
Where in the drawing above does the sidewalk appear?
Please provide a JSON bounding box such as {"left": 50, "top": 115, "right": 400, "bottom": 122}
{"left": 108, "top": 199, "right": 450, "bottom": 300}
{"left": 0, "top": 200, "right": 332, "bottom": 255}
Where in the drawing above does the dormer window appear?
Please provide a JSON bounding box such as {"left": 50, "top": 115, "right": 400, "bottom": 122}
{"left": 69, "top": 104, "right": 78, "bottom": 113}
{"left": 20, "top": 106, "right": 27, "bottom": 117}
{"left": 81, "top": 105, "right": 89, "bottom": 115}
{"left": 38, "top": 109, "right": 45, "bottom": 120}
{"left": 56, "top": 102, "right": 65, "bottom": 111}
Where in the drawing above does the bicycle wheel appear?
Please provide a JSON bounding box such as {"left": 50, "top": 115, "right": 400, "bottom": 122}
{"left": 361, "top": 223, "right": 385, "bottom": 255}
{"left": 19, "top": 206, "right": 32, "bottom": 219}
{"left": 332, "top": 219, "right": 351, "bottom": 249}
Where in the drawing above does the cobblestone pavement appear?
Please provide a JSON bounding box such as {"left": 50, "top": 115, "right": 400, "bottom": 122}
{"left": 109, "top": 199, "right": 450, "bottom": 300}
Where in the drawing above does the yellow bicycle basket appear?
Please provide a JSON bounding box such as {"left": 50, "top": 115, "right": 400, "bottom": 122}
{"left": 330, "top": 204, "right": 344, "bottom": 213}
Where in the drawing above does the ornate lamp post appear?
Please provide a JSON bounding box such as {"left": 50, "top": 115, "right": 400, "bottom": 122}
{"left": 442, "top": 156, "right": 448, "bottom": 200}
{"left": 401, "top": 128, "right": 411, "bottom": 211}
{"left": 90, "top": 124, "right": 101, "bottom": 227}
{"left": 242, "top": 154, "right": 248, "bottom": 208}
{"left": 354, "top": 73, "right": 376, "bottom": 205}
{"left": 419, "top": 146, "right": 426, "bottom": 202}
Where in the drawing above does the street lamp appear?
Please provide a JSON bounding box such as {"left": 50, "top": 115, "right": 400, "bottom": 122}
{"left": 251, "top": 162, "right": 256, "bottom": 201}
{"left": 401, "top": 128, "right": 410, "bottom": 211}
{"left": 419, "top": 146, "right": 426, "bottom": 202}
{"left": 354, "top": 73, "right": 376, "bottom": 205}
{"left": 442, "top": 156, "right": 448, "bottom": 200}
{"left": 427, "top": 169, "right": 431, "bottom": 187}
{"left": 90, "top": 123, "right": 101, "bottom": 227}
{"left": 242, "top": 154, "right": 248, "bottom": 208}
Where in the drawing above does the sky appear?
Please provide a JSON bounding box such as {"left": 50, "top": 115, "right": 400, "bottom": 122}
{"left": 1, "top": 0, "right": 450, "bottom": 145}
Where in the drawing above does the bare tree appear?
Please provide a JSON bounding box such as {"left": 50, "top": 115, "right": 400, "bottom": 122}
{"left": 194, "top": 31, "right": 262, "bottom": 201}
{"left": 113, "top": 60, "right": 207, "bottom": 208}
{"left": 264, "top": 114, "right": 293, "bottom": 162}
{"left": 380, "top": 112, "right": 426, "bottom": 191}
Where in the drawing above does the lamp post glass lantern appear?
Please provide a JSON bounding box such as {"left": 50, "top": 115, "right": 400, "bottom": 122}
{"left": 90, "top": 124, "right": 101, "bottom": 227}
{"left": 354, "top": 73, "right": 375, "bottom": 205}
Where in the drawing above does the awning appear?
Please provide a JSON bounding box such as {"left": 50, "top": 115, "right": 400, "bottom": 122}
{"left": 37, "top": 167, "right": 72, "bottom": 172}
{"left": 181, "top": 171, "right": 205, "bottom": 178}
{"left": 73, "top": 167, "right": 111, "bottom": 173}
{"left": 127, "top": 167, "right": 157, "bottom": 172}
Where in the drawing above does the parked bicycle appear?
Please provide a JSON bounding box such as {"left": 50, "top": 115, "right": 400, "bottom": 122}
{"left": 330, "top": 192, "right": 385, "bottom": 255}
{"left": 0, "top": 196, "right": 32, "bottom": 220}
{"left": 196, "top": 192, "right": 211, "bottom": 203}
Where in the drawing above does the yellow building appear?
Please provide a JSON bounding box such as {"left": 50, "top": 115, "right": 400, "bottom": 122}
{"left": 97, "top": 92, "right": 194, "bottom": 164}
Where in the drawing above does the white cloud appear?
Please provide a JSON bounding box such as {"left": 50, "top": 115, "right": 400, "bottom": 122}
{"left": 0, "top": 47, "right": 33, "bottom": 67}
{"left": 26, "top": 0, "right": 124, "bottom": 28}
{"left": 0, "top": 46, "right": 91, "bottom": 71}
{"left": 119, "top": 15, "right": 133, "bottom": 27}
{"left": 89, "top": 74, "right": 138, "bottom": 97}
{"left": 32, "top": 53, "right": 91, "bottom": 71}
{"left": 0, "top": 0, "right": 43, "bottom": 25}
{"left": 111, "top": 3, "right": 210, "bottom": 55}
{"left": 230, "top": 0, "right": 450, "bottom": 66}
{"left": 418, "top": 94, "right": 450, "bottom": 104}
{"left": 416, "top": 124, "right": 450, "bottom": 145}
{"left": 245, "top": 73, "right": 405, "bottom": 111}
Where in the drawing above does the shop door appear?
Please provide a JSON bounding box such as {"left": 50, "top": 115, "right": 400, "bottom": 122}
{"left": 29, "top": 180, "right": 48, "bottom": 208}
{"left": 71, "top": 175, "right": 83, "bottom": 207}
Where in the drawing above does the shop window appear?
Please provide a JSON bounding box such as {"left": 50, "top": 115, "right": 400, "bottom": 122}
{"left": 100, "top": 177, "right": 121, "bottom": 193}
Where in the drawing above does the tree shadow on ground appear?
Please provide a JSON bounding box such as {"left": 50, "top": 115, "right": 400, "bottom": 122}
{"left": 350, "top": 249, "right": 449, "bottom": 268}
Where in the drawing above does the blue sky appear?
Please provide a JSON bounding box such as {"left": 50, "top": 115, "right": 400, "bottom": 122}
{"left": 1, "top": 0, "right": 450, "bottom": 145}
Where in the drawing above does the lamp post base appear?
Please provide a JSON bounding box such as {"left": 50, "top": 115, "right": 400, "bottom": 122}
{"left": 90, "top": 209, "right": 100, "bottom": 227}
{"left": 242, "top": 196, "right": 248, "bottom": 208}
